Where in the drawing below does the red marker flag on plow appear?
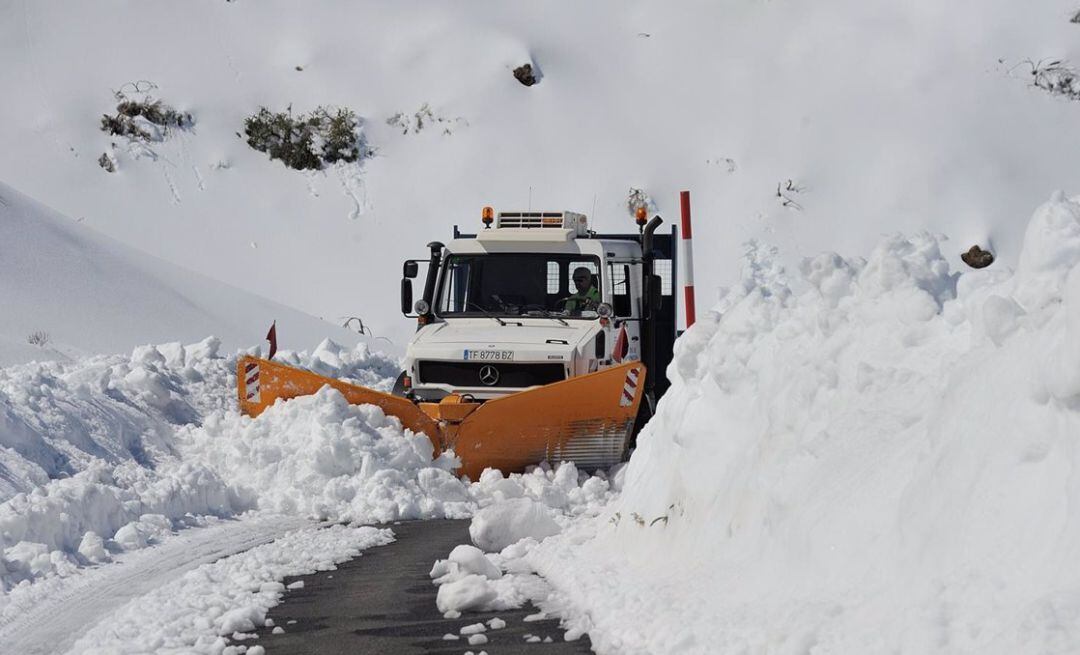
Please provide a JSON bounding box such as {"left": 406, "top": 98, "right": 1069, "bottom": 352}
{"left": 266, "top": 321, "right": 277, "bottom": 360}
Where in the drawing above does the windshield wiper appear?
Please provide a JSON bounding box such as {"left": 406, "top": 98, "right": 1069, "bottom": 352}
{"left": 524, "top": 307, "right": 568, "bottom": 326}
{"left": 466, "top": 301, "right": 507, "bottom": 326}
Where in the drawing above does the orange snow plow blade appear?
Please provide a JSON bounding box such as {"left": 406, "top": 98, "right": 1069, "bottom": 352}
{"left": 437, "top": 362, "right": 645, "bottom": 479}
{"left": 237, "top": 356, "right": 439, "bottom": 438}
{"left": 238, "top": 355, "right": 646, "bottom": 480}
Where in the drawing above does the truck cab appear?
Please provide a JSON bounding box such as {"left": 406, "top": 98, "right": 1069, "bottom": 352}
{"left": 399, "top": 210, "right": 678, "bottom": 413}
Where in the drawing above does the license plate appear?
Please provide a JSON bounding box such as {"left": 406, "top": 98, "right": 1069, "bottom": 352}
{"left": 464, "top": 349, "right": 514, "bottom": 361}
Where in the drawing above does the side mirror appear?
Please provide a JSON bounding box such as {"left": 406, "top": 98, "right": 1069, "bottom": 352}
{"left": 401, "top": 279, "right": 414, "bottom": 314}
{"left": 594, "top": 330, "right": 606, "bottom": 359}
{"left": 403, "top": 261, "right": 419, "bottom": 279}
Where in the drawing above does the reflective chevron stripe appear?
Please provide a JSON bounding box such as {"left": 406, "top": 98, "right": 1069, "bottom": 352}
{"left": 619, "top": 367, "right": 640, "bottom": 407}
{"left": 244, "top": 362, "right": 260, "bottom": 403}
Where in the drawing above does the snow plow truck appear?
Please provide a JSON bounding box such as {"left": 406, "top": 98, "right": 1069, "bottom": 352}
{"left": 238, "top": 203, "right": 691, "bottom": 480}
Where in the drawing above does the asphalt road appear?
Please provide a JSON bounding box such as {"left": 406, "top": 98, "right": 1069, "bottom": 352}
{"left": 256, "top": 519, "right": 593, "bottom": 654}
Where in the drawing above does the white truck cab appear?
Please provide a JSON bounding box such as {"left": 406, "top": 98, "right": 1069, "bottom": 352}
{"left": 397, "top": 210, "right": 679, "bottom": 415}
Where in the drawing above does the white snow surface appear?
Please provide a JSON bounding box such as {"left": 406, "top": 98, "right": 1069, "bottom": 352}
{"left": 3, "top": 1, "right": 1080, "bottom": 343}
{"left": 68, "top": 523, "right": 393, "bottom": 655}
{"left": 0, "top": 338, "right": 415, "bottom": 644}
{"left": 0, "top": 332, "right": 622, "bottom": 651}
{"left": 496, "top": 194, "right": 1080, "bottom": 654}
{"left": 0, "top": 514, "right": 312, "bottom": 655}
{"left": 0, "top": 180, "right": 361, "bottom": 366}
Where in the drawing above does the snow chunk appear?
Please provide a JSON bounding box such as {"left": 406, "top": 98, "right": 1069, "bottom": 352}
{"left": 435, "top": 574, "right": 498, "bottom": 613}
{"left": 77, "top": 531, "right": 108, "bottom": 563}
{"left": 469, "top": 498, "right": 561, "bottom": 552}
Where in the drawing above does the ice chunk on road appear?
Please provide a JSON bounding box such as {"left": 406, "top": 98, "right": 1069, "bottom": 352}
{"left": 77, "top": 531, "right": 109, "bottom": 563}
{"left": 469, "top": 498, "right": 561, "bottom": 552}
{"left": 435, "top": 574, "right": 498, "bottom": 613}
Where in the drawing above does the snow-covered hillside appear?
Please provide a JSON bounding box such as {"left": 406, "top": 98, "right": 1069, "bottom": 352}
{"left": 3, "top": 0, "right": 1080, "bottom": 343}
{"left": 0, "top": 181, "right": 361, "bottom": 365}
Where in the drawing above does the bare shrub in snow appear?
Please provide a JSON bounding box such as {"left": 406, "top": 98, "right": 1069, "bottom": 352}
{"left": 1005, "top": 58, "right": 1080, "bottom": 101}
{"left": 97, "top": 152, "right": 116, "bottom": 173}
{"left": 776, "top": 178, "right": 805, "bottom": 211}
{"left": 26, "top": 331, "right": 50, "bottom": 347}
{"left": 386, "top": 103, "right": 467, "bottom": 136}
{"left": 244, "top": 105, "right": 368, "bottom": 170}
{"left": 100, "top": 82, "right": 192, "bottom": 143}
{"left": 1071, "top": 9, "right": 1080, "bottom": 24}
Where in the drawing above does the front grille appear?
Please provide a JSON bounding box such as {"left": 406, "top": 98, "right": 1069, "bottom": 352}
{"left": 417, "top": 361, "right": 565, "bottom": 388}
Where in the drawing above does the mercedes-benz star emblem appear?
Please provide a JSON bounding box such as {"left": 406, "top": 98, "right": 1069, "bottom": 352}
{"left": 478, "top": 365, "right": 500, "bottom": 386}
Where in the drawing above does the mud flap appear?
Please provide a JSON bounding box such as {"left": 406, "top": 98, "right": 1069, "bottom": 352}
{"left": 448, "top": 362, "right": 646, "bottom": 480}
{"left": 237, "top": 356, "right": 441, "bottom": 443}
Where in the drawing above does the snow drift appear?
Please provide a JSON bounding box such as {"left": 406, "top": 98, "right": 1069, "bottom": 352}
{"left": 0, "top": 340, "right": 404, "bottom": 594}
{"left": 514, "top": 193, "right": 1080, "bottom": 654}
{"left": 0, "top": 180, "right": 361, "bottom": 366}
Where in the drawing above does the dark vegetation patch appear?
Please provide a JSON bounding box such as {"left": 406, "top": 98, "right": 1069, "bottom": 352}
{"left": 243, "top": 105, "right": 368, "bottom": 170}
{"left": 100, "top": 82, "right": 192, "bottom": 142}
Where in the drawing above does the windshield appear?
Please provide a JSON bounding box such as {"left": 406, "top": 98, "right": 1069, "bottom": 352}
{"left": 436, "top": 253, "right": 602, "bottom": 319}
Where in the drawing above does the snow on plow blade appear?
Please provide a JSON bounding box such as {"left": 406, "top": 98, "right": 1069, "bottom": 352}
{"left": 237, "top": 356, "right": 440, "bottom": 437}
{"left": 238, "top": 356, "right": 645, "bottom": 480}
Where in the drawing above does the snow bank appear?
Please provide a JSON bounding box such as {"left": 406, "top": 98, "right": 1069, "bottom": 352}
{"left": 515, "top": 194, "right": 1080, "bottom": 654}
{"left": 0, "top": 327, "right": 617, "bottom": 637}
{"left": 69, "top": 524, "right": 392, "bottom": 654}
{"left": 176, "top": 387, "right": 471, "bottom": 523}
{"left": 0, "top": 338, "right": 405, "bottom": 597}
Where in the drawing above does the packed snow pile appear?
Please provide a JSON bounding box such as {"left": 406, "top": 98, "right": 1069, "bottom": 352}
{"left": 477, "top": 193, "right": 1080, "bottom": 654}
{"left": 0, "top": 329, "right": 621, "bottom": 646}
{"left": 0, "top": 180, "right": 361, "bottom": 366}
{"left": 177, "top": 388, "right": 473, "bottom": 523}
{"left": 0, "top": 339, "right": 402, "bottom": 595}
{"left": 430, "top": 462, "right": 622, "bottom": 616}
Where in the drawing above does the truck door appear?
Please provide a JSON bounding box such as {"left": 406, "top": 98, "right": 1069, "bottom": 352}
{"left": 606, "top": 257, "right": 643, "bottom": 363}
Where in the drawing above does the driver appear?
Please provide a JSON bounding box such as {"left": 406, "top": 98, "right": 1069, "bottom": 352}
{"left": 565, "top": 267, "right": 600, "bottom": 313}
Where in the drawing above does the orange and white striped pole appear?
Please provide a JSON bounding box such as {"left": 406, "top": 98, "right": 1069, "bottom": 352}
{"left": 680, "top": 190, "right": 696, "bottom": 328}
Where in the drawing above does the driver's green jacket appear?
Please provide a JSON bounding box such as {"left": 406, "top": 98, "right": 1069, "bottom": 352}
{"left": 565, "top": 286, "right": 601, "bottom": 312}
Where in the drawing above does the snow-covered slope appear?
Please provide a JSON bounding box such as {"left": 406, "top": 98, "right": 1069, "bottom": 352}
{"left": 513, "top": 193, "right": 1080, "bottom": 654}
{"left": 0, "top": 180, "right": 360, "bottom": 365}
{"left": 2, "top": 1, "right": 1079, "bottom": 343}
